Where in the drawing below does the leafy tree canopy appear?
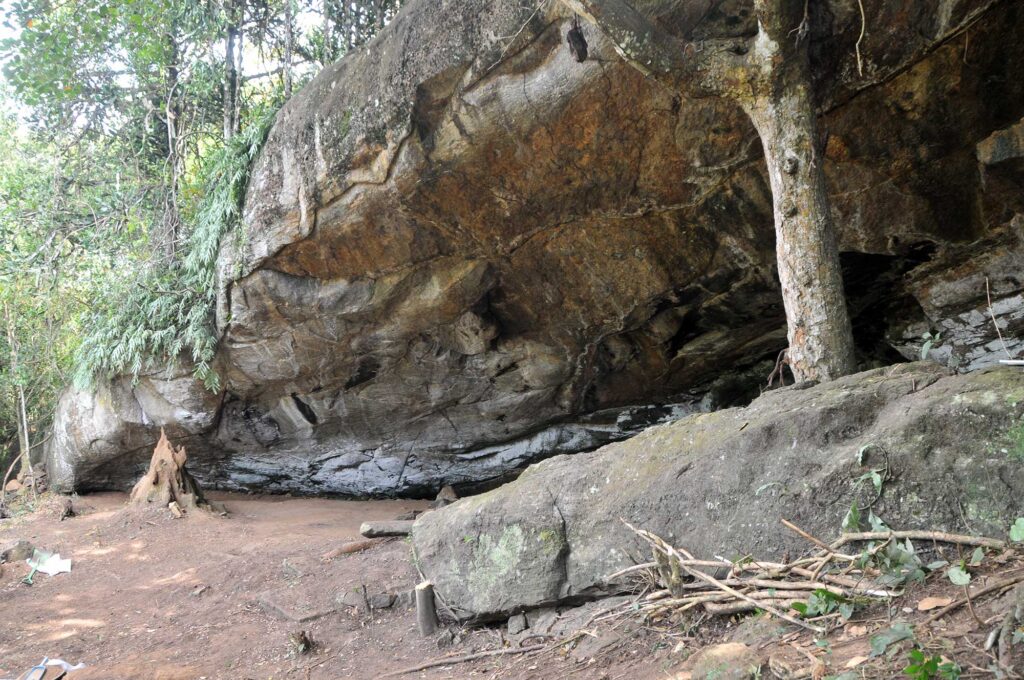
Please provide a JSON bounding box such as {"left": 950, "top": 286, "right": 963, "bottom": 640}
{"left": 0, "top": 0, "right": 404, "bottom": 475}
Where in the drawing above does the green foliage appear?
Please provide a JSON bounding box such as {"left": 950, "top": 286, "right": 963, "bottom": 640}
{"left": 791, "top": 589, "right": 855, "bottom": 621}
{"left": 870, "top": 622, "right": 915, "bottom": 658}
{"left": 2, "top": 1, "right": 219, "bottom": 133}
{"left": 903, "top": 649, "right": 961, "bottom": 680}
{"left": 843, "top": 512, "right": 927, "bottom": 587}
{"left": 920, "top": 331, "right": 942, "bottom": 361}
{"left": 1010, "top": 518, "right": 1024, "bottom": 543}
{"left": 1, "top": 0, "right": 403, "bottom": 471}
{"left": 946, "top": 564, "right": 971, "bottom": 586}
{"left": 842, "top": 501, "right": 861, "bottom": 533}
{"left": 1007, "top": 420, "right": 1024, "bottom": 461}
{"left": 0, "top": 95, "right": 153, "bottom": 469}
{"left": 72, "top": 103, "right": 279, "bottom": 389}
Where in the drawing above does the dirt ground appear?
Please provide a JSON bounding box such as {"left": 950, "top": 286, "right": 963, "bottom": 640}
{"left": 2, "top": 492, "right": 1023, "bottom": 679}
{"left": 0, "top": 492, "right": 675, "bottom": 679}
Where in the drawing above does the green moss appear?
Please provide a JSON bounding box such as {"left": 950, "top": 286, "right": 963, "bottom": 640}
{"left": 1006, "top": 419, "right": 1024, "bottom": 461}
{"left": 963, "top": 481, "right": 1004, "bottom": 528}
{"left": 339, "top": 110, "right": 352, "bottom": 138}
{"left": 467, "top": 525, "right": 526, "bottom": 595}
{"left": 1005, "top": 387, "right": 1024, "bottom": 407}
{"left": 536, "top": 528, "right": 563, "bottom": 555}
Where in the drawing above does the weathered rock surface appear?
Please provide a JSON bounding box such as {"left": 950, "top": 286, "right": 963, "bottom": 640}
{"left": 47, "top": 363, "right": 223, "bottom": 493}
{"left": 48, "top": 0, "right": 1024, "bottom": 495}
{"left": 411, "top": 363, "right": 1024, "bottom": 620}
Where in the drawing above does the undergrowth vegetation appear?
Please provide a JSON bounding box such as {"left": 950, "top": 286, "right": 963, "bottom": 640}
{"left": 71, "top": 104, "right": 278, "bottom": 391}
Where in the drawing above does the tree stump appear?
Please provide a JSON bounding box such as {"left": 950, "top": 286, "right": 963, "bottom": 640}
{"left": 415, "top": 581, "right": 439, "bottom": 636}
{"left": 129, "top": 429, "right": 208, "bottom": 513}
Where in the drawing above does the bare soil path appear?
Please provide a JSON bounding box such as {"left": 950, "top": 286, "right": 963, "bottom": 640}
{"left": 0, "top": 493, "right": 669, "bottom": 679}
{"left": 5, "top": 492, "right": 1017, "bottom": 679}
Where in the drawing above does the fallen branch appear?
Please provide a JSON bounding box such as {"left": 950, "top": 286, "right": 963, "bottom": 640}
{"left": 605, "top": 561, "right": 657, "bottom": 581}
{"left": 832, "top": 531, "right": 1005, "bottom": 551}
{"left": 924, "top": 571, "right": 1024, "bottom": 624}
{"left": 360, "top": 520, "right": 414, "bottom": 538}
{"left": 623, "top": 520, "right": 825, "bottom": 634}
{"left": 986, "top": 277, "right": 1012, "bottom": 359}
{"left": 379, "top": 644, "right": 544, "bottom": 677}
{"left": 612, "top": 518, "right": 1003, "bottom": 632}
{"left": 782, "top": 518, "right": 836, "bottom": 554}
{"left": 322, "top": 539, "right": 383, "bottom": 560}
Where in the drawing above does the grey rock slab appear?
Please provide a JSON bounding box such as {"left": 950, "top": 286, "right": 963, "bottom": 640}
{"left": 413, "top": 364, "right": 1024, "bottom": 620}
{"left": 507, "top": 612, "right": 528, "bottom": 636}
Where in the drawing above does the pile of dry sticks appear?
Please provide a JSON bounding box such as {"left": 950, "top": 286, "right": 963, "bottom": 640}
{"left": 599, "top": 519, "right": 1011, "bottom": 635}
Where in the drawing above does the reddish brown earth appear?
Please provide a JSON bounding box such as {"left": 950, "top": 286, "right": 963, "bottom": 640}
{"left": 2, "top": 492, "right": 1022, "bottom": 679}
{"left": 0, "top": 493, "right": 671, "bottom": 679}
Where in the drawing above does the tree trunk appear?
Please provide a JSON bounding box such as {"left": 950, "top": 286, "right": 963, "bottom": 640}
{"left": 741, "top": 51, "right": 856, "bottom": 382}
{"left": 224, "top": 0, "right": 240, "bottom": 140}
{"left": 3, "top": 303, "right": 33, "bottom": 487}
{"left": 322, "top": 0, "right": 333, "bottom": 64}
{"left": 374, "top": 0, "right": 386, "bottom": 31}
{"left": 129, "top": 429, "right": 208, "bottom": 512}
{"left": 284, "top": 0, "right": 294, "bottom": 97}
{"left": 161, "top": 31, "right": 182, "bottom": 259}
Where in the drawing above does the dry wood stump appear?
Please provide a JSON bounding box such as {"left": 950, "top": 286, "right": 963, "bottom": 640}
{"left": 129, "top": 428, "right": 209, "bottom": 513}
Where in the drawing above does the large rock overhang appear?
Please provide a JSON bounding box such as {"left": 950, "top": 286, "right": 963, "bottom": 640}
{"left": 46, "top": 0, "right": 1024, "bottom": 495}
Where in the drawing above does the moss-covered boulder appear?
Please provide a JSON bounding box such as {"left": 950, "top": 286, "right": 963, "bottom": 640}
{"left": 412, "top": 363, "right": 1024, "bottom": 620}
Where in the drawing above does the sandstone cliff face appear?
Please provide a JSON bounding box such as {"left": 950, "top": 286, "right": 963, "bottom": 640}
{"left": 47, "top": 0, "right": 1024, "bottom": 495}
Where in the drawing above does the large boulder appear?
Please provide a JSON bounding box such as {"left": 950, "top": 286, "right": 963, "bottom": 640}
{"left": 47, "top": 0, "right": 1024, "bottom": 494}
{"left": 47, "top": 363, "right": 223, "bottom": 493}
{"left": 412, "top": 363, "right": 1024, "bottom": 620}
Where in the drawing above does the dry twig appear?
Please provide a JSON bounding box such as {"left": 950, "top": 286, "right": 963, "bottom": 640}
{"left": 925, "top": 571, "right": 1024, "bottom": 624}
{"left": 380, "top": 645, "right": 544, "bottom": 677}
{"left": 832, "top": 531, "right": 1005, "bottom": 551}
{"left": 623, "top": 519, "right": 825, "bottom": 633}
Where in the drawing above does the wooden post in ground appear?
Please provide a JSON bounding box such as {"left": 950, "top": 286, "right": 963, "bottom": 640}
{"left": 416, "top": 581, "right": 438, "bottom": 636}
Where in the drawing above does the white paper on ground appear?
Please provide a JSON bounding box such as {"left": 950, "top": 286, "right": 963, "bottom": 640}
{"left": 26, "top": 550, "right": 72, "bottom": 576}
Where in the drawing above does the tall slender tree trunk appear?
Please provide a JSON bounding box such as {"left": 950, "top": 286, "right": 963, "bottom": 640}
{"left": 162, "top": 32, "right": 182, "bottom": 259}
{"left": 741, "top": 55, "right": 856, "bottom": 383}
{"left": 3, "top": 303, "right": 33, "bottom": 485}
{"left": 224, "top": 0, "right": 241, "bottom": 140}
{"left": 284, "top": 0, "right": 294, "bottom": 97}
{"left": 234, "top": 12, "right": 243, "bottom": 137}
{"left": 322, "top": 0, "right": 334, "bottom": 64}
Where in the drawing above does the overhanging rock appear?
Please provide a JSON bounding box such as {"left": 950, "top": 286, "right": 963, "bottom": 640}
{"left": 47, "top": 0, "right": 1024, "bottom": 495}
